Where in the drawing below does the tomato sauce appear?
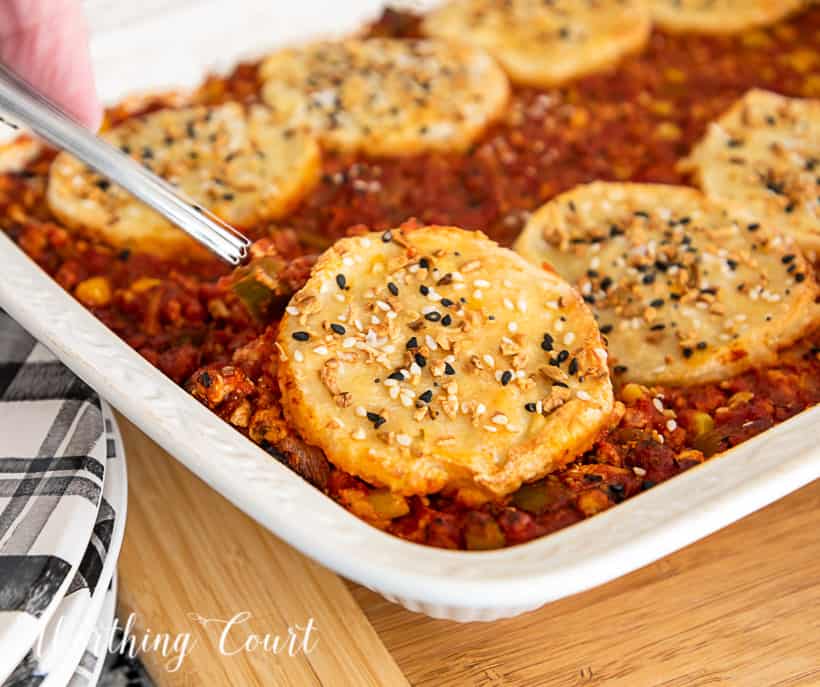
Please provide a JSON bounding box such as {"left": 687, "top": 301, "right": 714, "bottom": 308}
{"left": 2, "top": 6, "right": 820, "bottom": 549}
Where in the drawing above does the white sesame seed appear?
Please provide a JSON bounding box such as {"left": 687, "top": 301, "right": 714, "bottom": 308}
{"left": 389, "top": 386, "right": 400, "bottom": 400}
{"left": 425, "top": 335, "right": 438, "bottom": 351}
{"left": 474, "top": 279, "right": 490, "bottom": 288}
{"left": 313, "top": 346, "right": 329, "bottom": 355}
{"left": 491, "top": 413, "right": 509, "bottom": 425}
{"left": 517, "top": 297, "right": 527, "bottom": 313}
{"left": 401, "top": 394, "right": 414, "bottom": 407}
{"left": 576, "top": 390, "right": 592, "bottom": 401}
{"left": 343, "top": 337, "right": 356, "bottom": 349}
{"left": 476, "top": 403, "right": 487, "bottom": 415}
{"left": 386, "top": 311, "right": 397, "bottom": 320}
{"left": 653, "top": 398, "right": 664, "bottom": 413}
{"left": 286, "top": 306, "right": 300, "bottom": 316}
{"left": 354, "top": 319, "right": 363, "bottom": 331}
{"left": 563, "top": 332, "right": 575, "bottom": 345}
{"left": 422, "top": 305, "right": 436, "bottom": 315}
{"left": 396, "top": 434, "right": 412, "bottom": 447}
{"left": 376, "top": 300, "right": 391, "bottom": 311}
{"left": 334, "top": 293, "right": 345, "bottom": 303}
{"left": 483, "top": 425, "right": 498, "bottom": 433}
{"left": 508, "top": 322, "right": 518, "bottom": 334}
{"left": 293, "top": 350, "right": 304, "bottom": 363}
{"left": 355, "top": 406, "right": 367, "bottom": 417}
{"left": 352, "top": 428, "right": 366, "bottom": 440}
{"left": 536, "top": 400, "right": 543, "bottom": 414}
{"left": 483, "top": 354, "right": 495, "bottom": 367}
{"left": 632, "top": 466, "right": 647, "bottom": 476}
{"left": 410, "top": 362, "right": 422, "bottom": 376}
{"left": 370, "top": 315, "right": 381, "bottom": 325}
{"left": 504, "top": 297, "right": 515, "bottom": 310}
{"left": 384, "top": 378, "right": 398, "bottom": 387}
{"left": 506, "top": 424, "right": 521, "bottom": 432}
{"left": 473, "top": 289, "right": 483, "bottom": 299}
{"left": 666, "top": 419, "right": 678, "bottom": 432}
{"left": 342, "top": 256, "right": 354, "bottom": 266}
{"left": 554, "top": 320, "right": 565, "bottom": 332}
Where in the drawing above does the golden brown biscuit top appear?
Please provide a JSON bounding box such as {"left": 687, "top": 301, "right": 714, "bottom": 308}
{"left": 277, "top": 226, "right": 614, "bottom": 498}
{"left": 515, "top": 183, "right": 820, "bottom": 385}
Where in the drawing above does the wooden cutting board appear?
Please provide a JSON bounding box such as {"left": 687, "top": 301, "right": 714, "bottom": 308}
{"left": 117, "top": 415, "right": 820, "bottom": 686}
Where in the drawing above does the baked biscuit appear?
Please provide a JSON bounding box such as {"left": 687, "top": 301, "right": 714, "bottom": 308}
{"left": 277, "top": 225, "right": 615, "bottom": 500}
{"left": 422, "top": 0, "right": 651, "bottom": 87}
{"left": 515, "top": 183, "right": 820, "bottom": 385}
{"left": 682, "top": 90, "right": 820, "bottom": 256}
{"left": 48, "top": 103, "right": 321, "bottom": 257}
{"left": 259, "top": 39, "right": 509, "bottom": 156}
{"left": 649, "top": 0, "right": 806, "bottom": 34}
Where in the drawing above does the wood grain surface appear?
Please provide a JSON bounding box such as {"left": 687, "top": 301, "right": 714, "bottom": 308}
{"left": 118, "top": 416, "right": 820, "bottom": 687}
{"left": 116, "top": 414, "right": 408, "bottom": 687}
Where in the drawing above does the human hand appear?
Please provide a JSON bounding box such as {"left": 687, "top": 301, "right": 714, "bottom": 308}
{"left": 0, "top": 0, "right": 102, "bottom": 130}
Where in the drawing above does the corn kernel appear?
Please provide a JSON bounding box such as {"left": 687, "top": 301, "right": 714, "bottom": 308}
{"left": 75, "top": 276, "right": 111, "bottom": 307}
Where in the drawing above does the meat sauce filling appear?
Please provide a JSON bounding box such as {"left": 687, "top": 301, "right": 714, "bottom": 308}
{"left": 2, "top": 7, "right": 820, "bottom": 549}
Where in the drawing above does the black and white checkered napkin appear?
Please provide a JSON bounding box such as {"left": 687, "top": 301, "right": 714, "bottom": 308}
{"left": 0, "top": 309, "right": 106, "bottom": 679}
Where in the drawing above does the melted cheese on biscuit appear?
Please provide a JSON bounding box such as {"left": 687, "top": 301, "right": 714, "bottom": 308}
{"left": 277, "top": 226, "right": 614, "bottom": 499}
{"left": 515, "top": 183, "right": 820, "bottom": 385}
{"left": 259, "top": 38, "right": 509, "bottom": 156}
{"left": 649, "top": 0, "right": 805, "bottom": 34}
{"left": 682, "top": 90, "right": 820, "bottom": 256}
{"left": 48, "top": 103, "right": 321, "bottom": 257}
{"left": 422, "top": 0, "right": 651, "bottom": 87}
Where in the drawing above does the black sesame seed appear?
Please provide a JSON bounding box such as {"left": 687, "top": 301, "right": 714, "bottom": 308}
{"left": 419, "top": 285, "right": 430, "bottom": 296}
{"left": 726, "top": 259, "right": 738, "bottom": 271}
{"left": 415, "top": 353, "right": 427, "bottom": 368}
{"left": 650, "top": 298, "right": 665, "bottom": 308}
{"left": 501, "top": 370, "right": 513, "bottom": 386}
{"left": 747, "top": 223, "right": 760, "bottom": 231}
{"left": 524, "top": 402, "right": 537, "bottom": 413}
{"left": 419, "top": 389, "right": 433, "bottom": 403}
{"left": 117, "top": 248, "right": 131, "bottom": 261}
{"left": 336, "top": 274, "right": 347, "bottom": 290}
{"left": 388, "top": 371, "right": 404, "bottom": 381}
{"left": 584, "top": 473, "right": 603, "bottom": 483}
{"left": 600, "top": 277, "right": 613, "bottom": 291}
{"left": 557, "top": 350, "right": 570, "bottom": 364}
{"left": 388, "top": 282, "right": 399, "bottom": 296}
{"left": 440, "top": 298, "right": 454, "bottom": 307}
{"left": 650, "top": 323, "right": 666, "bottom": 331}
{"left": 796, "top": 273, "right": 806, "bottom": 283}
{"left": 381, "top": 230, "right": 393, "bottom": 242}
{"left": 782, "top": 254, "right": 796, "bottom": 264}
{"left": 406, "top": 337, "right": 418, "bottom": 350}
{"left": 614, "top": 365, "right": 628, "bottom": 374}
{"left": 200, "top": 371, "right": 212, "bottom": 388}
{"left": 682, "top": 347, "right": 693, "bottom": 358}
{"left": 600, "top": 324, "right": 613, "bottom": 334}
{"left": 642, "top": 273, "right": 656, "bottom": 285}
{"left": 292, "top": 331, "right": 310, "bottom": 342}
{"left": 444, "top": 362, "right": 456, "bottom": 375}
{"left": 330, "top": 323, "right": 346, "bottom": 335}
{"left": 95, "top": 179, "right": 111, "bottom": 191}
{"left": 641, "top": 480, "right": 656, "bottom": 491}
{"left": 441, "top": 314, "right": 452, "bottom": 326}
{"left": 366, "top": 412, "right": 386, "bottom": 428}
{"left": 541, "top": 334, "right": 554, "bottom": 351}
{"left": 697, "top": 341, "right": 707, "bottom": 350}
{"left": 583, "top": 294, "right": 596, "bottom": 304}
{"left": 568, "top": 358, "right": 579, "bottom": 375}
{"left": 424, "top": 311, "right": 441, "bottom": 322}
{"left": 419, "top": 258, "right": 430, "bottom": 269}
{"left": 553, "top": 381, "right": 569, "bottom": 388}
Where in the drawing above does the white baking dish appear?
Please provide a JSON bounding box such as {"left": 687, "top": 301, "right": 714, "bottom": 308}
{"left": 1, "top": 0, "right": 818, "bottom": 622}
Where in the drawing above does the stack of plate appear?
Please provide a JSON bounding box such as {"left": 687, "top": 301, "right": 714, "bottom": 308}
{"left": 0, "top": 310, "right": 128, "bottom": 687}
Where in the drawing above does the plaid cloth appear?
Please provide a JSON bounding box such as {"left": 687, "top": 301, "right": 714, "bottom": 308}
{"left": 0, "top": 310, "right": 106, "bottom": 681}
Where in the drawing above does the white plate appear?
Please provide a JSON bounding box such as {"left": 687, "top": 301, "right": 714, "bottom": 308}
{"left": 0, "top": 313, "right": 107, "bottom": 679}
{"left": 68, "top": 573, "right": 118, "bottom": 687}
{"left": 0, "top": 1, "right": 819, "bottom": 622}
{"left": 6, "top": 404, "right": 126, "bottom": 684}
{"left": 42, "top": 404, "right": 127, "bottom": 687}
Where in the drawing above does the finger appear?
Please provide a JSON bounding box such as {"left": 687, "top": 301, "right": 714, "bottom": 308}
{"left": 0, "top": 0, "right": 102, "bottom": 130}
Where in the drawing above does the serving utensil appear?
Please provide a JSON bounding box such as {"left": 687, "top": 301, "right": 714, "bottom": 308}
{"left": 0, "top": 64, "right": 250, "bottom": 265}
